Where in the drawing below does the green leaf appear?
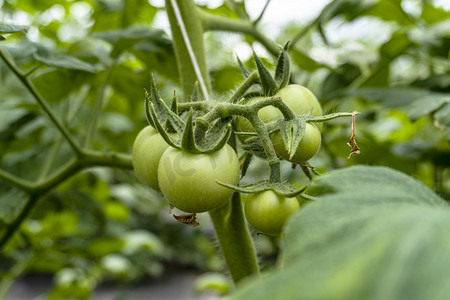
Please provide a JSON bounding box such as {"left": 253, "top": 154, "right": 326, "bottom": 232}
{"left": 95, "top": 27, "right": 168, "bottom": 58}
{"left": 332, "top": 87, "right": 449, "bottom": 109}
{"left": 33, "top": 54, "right": 99, "bottom": 73}
{"left": 0, "top": 23, "right": 29, "bottom": 34}
{"left": 363, "top": 0, "right": 413, "bottom": 26}
{"left": 33, "top": 69, "right": 94, "bottom": 103}
{"left": 319, "top": 0, "right": 374, "bottom": 22}
{"left": 232, "top": 166, "right": 449, "bottom": 300}
{"left": 253, "top": 52, "right": 278, "bottom": 96}
{"left": 0, "top": 187, "right": 28, "bottom": 224}
{"left": 380, "top": 32, "right": 412, "bottom": 60}
{"left": 421, "top": 2, "right": 450, "bottom": 25}
{"left": 291, "top": 48, "right": 325, "bottom": 72}
{"left": 211, "top": 66, "right": 242, "bottom": 93}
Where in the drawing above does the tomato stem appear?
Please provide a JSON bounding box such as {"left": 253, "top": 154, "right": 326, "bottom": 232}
{"left": 209, "top": 192, "right": 260, "bottom": 283}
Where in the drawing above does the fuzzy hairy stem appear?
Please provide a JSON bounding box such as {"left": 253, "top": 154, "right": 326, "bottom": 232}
{"left": 209, "top": 192, "right": 260, "bottom": 283}
{"left": 166, "top": 2, "right": 260, "bottom": 282}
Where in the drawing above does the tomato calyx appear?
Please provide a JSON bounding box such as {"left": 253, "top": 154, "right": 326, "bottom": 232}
{"left": 145, "top": 78, "right": 233, "bottom": 154}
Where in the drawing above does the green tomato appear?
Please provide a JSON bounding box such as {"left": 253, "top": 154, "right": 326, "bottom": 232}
{"left": 235, "top": 85, "right": 323, "bottom": 133}
{"left": 272, "top": 123, "right": 322, "bottom": 164}
{"left": 158, "top": 144, "right": 240, "bottom": 213}
{"left": 132, "top": 126, "right": 169, "bottom": 191}
{"left": 244, "top": 190, "right": 300, "bottom": 235}
{"left": 276, "top": 84, "right": 323, "bottom": 122}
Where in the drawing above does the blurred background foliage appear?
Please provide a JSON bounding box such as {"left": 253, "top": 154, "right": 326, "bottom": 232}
{"left": 0, "top": 0, "right": 449, "bottom": 298}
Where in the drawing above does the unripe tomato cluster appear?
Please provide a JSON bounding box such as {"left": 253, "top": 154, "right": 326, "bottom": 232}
{"left": 132, "top": 127, "right": 240, "bottom": 213}
{"left": 236, "top": 84, "right": 322, "bottom": 165}
{"left": 133, "top": 84, "right": 322, "bottom": 235}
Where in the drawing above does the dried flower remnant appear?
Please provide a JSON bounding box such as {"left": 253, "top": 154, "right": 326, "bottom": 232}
{"left": 173, "top": 213, "right": 199, "bottom": 227}
{"left": 347, "top": 111, "right": 360, "bottom": 159}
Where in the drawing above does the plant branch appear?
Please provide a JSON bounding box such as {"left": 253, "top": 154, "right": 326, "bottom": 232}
{"left": 0, "top": 48, "right": 83, "bottom": 156}
{"left": 199, "top": 9, "right": 279, "bottom": 56}
{"left": 229, "top": 71, "right": 259, "bottom": 103}
{"left": 0, "top": 169, "right": 34, "bottom": 192}
{"left": 0, "top": 150, "right": 132, "bottom": 249}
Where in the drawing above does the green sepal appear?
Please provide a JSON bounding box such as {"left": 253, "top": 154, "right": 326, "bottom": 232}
{"left": 236, "top": 55, "right": 250, "bottom": 78}
{"left": 300, "top": 164, "right": 319, "bottom": 181}
{"left": 144, "top": 90, "right": 155, "bottom": 128}
{"left": 274, "top": 42, "right": 291, "bottom": 89}
{"left": 180, "top": 109, "right": 232, "bottom": 153}
{"left": 253, "top": 51, "right": 278, "bottom": 96}
{"left": 0, "top": 35, "right": 5, "bottom": 41}
{"left": 301, "top": 164, "right": 314, "bottom": 181}
{"left": 163, "top": 94, "right": 178, "bottom": 133}
{"left": 217, "top": 180, "right": 308, "bottom": 198}
{"left": 239, "top": 152, "right": 253, "bottom": 179}
{"left": 171, "top": 93, "right": 178, "bottom": 114}
{"left": 200, "top": 117, "right": 233, "bottom": 151}
{"left": 205, "top": 123, "right": 233, "bottom": 153}
{"left": 217, "top": 180, "right": 272, "bottom": 194}
{"left": 277, "top": 118, "right": 306, "bottom": 160}
{"left": 148, "top": 77, "right": 168, "bottom": 125}
{"left": 181, "top": 108, "right": 200, "bottom": 153}
{"left": 149, "top": 75, "right": 162, "bottom": 102}
{"left": 271, "top": 182, "right": 308, "bottom": 197}
{"left": 240, "top": 135, "right": 267, "bottom": 158}
{"left": 148, "top": 102, "right": 181, "bottom": 149}
{"left": 156, "top": 98, "right": 185, "bottom": 135}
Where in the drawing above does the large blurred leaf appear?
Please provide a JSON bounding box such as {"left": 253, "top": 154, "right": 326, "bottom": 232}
{"left": 291, "top": 49, "right": 326, "bottom": 72}
{"left": 0, "top": 22, "right": 29, "bottom": 34}
{"left": 363, "top": 0, "right": 413, "bottom": 26}
{"left": 421, "top": 3, "right": 450, "bottom": 25}
{"left": 232, "top": 166, "right": 450, "bottom": 300}
{"left": 33, "top": 54, "right": 100, "bottom": 73}
{"left": 319, "top": 0, "right": 374, "bottom": 22}
{"left": 95, "top": 27, "right": 170, "bottom": 58}
{"left": 331, "top": 87, "right": 450, "bottom": 109}
{"left": 92, "top": 0, "right": 157, "bottom": 31}
{"left": 0, "top": 187, "right": 28, "bottom": 224}
{"left": 33, "top": 69, "right": 95, "bottom": 103}
{"left": 211, "top": 66, "right": 242, "bottom": 93}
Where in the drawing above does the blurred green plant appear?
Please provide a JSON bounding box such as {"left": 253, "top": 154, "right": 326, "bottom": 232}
{"left": 0, "top": 0, "right": 449, "bottom": 299}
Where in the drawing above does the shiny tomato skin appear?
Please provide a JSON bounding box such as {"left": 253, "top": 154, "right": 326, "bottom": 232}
{"left": 244, "top": 190, "right": 300, "bottom": 235}
{"left": 132, "top": 126, "right": 169, "bottom": 191}
{"left": 158, "top": 144, "right": 240, "bottom": 213}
